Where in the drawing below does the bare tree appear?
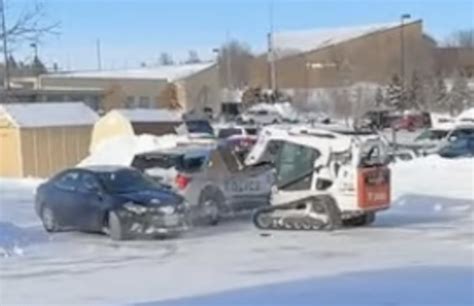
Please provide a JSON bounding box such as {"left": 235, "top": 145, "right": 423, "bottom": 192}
{"left": 444, "top": 29, "right": 474, "bottom": 48}
{"left": 447, "top": 70, "right": 471, "bottom": 115}
{"left": 330, "top": 87, "right": 352, "bottom": 125}
{"left": 375, "top": 87, "right": 384, "bottom": 108}
{"left": 218, "top": 40, "right": 254, "bottom": 89}
{"left": 158, "top": 52, "right": 174, "bottom": 66}
{"left": 185, "top": 50, "right": 201, "bottom": 64}
{"left": 1, "top": 0, "right": 59, "bottom": 90}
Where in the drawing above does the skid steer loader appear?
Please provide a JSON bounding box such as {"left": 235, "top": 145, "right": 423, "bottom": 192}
{"left": 246, "top": 125, "right": 391, "bottom": 231}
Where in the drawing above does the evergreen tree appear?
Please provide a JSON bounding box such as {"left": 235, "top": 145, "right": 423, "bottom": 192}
{"left": 448, "top": 70, "right": 470, "bottom": 114}
{"left": 158, "top": 52, "right": 174, "bottom": 66}
{"left": 7, "top": 55, "right": 18, "bottom": 70}
{"left": 375, "top": 87, "right": 384, "bottom": 108}
{"left": 433, "top": 73, "right": 448, "bottom": 111}
{"left": 408, "top": 70, "right": 424, "bottom": 110}
{"left": 185, "top": 50, "right": 201, "bottom": 64}
{"left": 385, "top": 74, "right": 404, "bottom": 110}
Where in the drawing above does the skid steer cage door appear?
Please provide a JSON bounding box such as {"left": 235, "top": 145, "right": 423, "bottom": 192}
{"left": 357, "top": 166, "right": 391, "bottom": 210}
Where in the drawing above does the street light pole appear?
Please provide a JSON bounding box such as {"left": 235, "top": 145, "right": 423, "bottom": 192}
{"left": 400, "top": 13, "right": 411, "bottom": 105}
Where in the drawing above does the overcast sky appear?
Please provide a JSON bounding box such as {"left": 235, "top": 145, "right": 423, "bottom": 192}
{"left": 5, "top": 0, "right": 474, "bottom": 71}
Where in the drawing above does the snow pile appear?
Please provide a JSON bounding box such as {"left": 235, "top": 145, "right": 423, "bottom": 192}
{"left": 391, "top": 155, "right": 474, "bottom": 201}
{"left": 46, "top": 63, "right": 215, "bottom": 82}
{"left": 0, "top": 178, "right": 44, "bottom": 257}
{"left": 79, "top": 134, "right": 183, "bottom": 167}
{"left": 456, "top": 107, "right": 474, "bottom": 125}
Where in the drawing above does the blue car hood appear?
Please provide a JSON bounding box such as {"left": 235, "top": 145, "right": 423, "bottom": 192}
{"left": 115, "top": 188, "right": 183, "bottom": 206}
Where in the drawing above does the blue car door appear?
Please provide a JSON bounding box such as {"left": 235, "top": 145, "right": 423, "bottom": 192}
{"left": 73, "top": 172, "right": 110, "bottom": 231}
{"left": 51, "top": 171, "right": 83, "bottom": 228}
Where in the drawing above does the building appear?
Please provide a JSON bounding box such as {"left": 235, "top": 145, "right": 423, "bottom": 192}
{"left": 250, "top": 20, "right": 435, "bottom": 89}
{"left": 90, "top": 108, "right": 182, "bottom": 152}
{"left": 36, "top": 63, "right": 219, "bottom": 113}
{"left": 435, "top": 47, "right": 474, "bottom": 77}
{"left": 0, "top": 102, "right": 98, "bottom": 178}
{"left": 1, "top": 81, "right": 104, "bottom": 111}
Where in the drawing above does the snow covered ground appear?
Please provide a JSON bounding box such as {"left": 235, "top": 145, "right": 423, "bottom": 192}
{"left": 0, "top": 156, "right": 473, "bottom": 305}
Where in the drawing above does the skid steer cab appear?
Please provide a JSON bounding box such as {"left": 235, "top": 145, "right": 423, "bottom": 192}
{"left": 249, "top": 126, "right": 391, "bottom": 231}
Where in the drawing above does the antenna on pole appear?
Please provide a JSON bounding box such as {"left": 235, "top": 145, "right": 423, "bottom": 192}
{"left": 225, "top": 30, "right": 232, "bottom": 89}
{"left": 96, "top": 39, "right": 102, "bottom": 71}
{"left": 268, "top": 0, "right": 276, "bottom": 91}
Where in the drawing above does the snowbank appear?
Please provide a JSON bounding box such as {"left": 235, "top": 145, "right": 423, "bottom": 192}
{"left": 456, "top": 107, "right": 474, "bottom": 124}
{"left": 79, "top": 134, "right": 182, "bottom": 167}
{"left": 145, "top": 266, "right": 474, "bottom": 306}
{"left": 0, "top": 178, "right": 45, "bottom": 257}
{"left": 391, "top": 155, "right": 474, "bottom": 201}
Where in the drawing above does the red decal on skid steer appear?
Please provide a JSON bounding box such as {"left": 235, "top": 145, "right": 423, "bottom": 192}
{"left": 357, "top": 167, "right": 391, "bottom": 210}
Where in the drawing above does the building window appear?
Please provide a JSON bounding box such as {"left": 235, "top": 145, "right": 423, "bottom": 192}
{"left": 138, "top": 96, "right": 151, "bottom": 108}
{"left": 125, "top": 96, "right": 136, "bottom": 108}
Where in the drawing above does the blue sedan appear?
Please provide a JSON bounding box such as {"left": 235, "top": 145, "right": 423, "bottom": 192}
{"left": 35, "top": 166, "right": 187, "bottom": 240}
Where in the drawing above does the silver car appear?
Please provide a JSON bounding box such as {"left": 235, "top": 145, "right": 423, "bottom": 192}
{"left": 132, "top": 145, "right": 274, "bottom": 225}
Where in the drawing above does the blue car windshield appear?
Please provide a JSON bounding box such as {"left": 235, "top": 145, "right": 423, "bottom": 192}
{"left": 98, "top": 170, "right": 156, "bottom": 193}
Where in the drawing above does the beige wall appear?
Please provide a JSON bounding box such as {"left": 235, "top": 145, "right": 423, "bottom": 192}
{"left": 40, "top": 77, "right": 168, "bottom": 111}
{"left": 179, "top": 65, "right": 220, "bottom": 112}
{"left": 19, "top": 126, "right": 93, "bottom": 178}
{"left": 435, "top": 47, "right": 474, "bottom": 77}
{"left": 0, "top": 127, "right": 23, "bottom": 177}
{"left": 251, "top": 21, "right": 434, "bottom": 89}
{"left": 0, "top": 125, "right": 93, "bottom": 178}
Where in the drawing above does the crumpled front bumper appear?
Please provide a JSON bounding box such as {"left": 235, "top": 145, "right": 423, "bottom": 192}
{"left": 117, "top": 209, "right": 188, "bottom": 237}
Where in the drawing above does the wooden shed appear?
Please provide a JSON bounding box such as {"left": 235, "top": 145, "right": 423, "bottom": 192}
{"left": 0, "top": 102, "right": 99, "bottom": 178}
{"left": 90, "top": 108, "right": 182, "bottom": 153}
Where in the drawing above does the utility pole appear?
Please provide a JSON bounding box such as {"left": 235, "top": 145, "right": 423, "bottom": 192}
{"left": 1, "top": 0, "right": 10, "bottom": 95}
{"left": 268, "top": 0, "right": 276, "bottom": 91}
{"left": 399, "top": 14, "right": 411, "bottom": 106}
{"left": 225, "top": 30, "right": 232, "bottom": 89}
{"left": 30, "top": 42, "right": 39, "bottom": 76}
{"left": 96, "top": 39, "right": 102, "bottom": 71}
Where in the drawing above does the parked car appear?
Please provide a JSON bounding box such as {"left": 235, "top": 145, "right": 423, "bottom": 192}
{"left": 445, "top": 124, "right": 474, "bottom": 141}
{"left": 359, "top": 110, "right": 401, "bottom": 130}
{"left": 220, "top": 101, "right": 242, "bottom": 121}
{"left": 392, "top": 112, "right": 430, "bottom": 131}
{"left": 132, "top": 144, "right": 274, "bottom": 225}
{"left": 176, "top": 119, "right": 215, "bottom": 139}
{"left": 438, "top": 136, "right": 474, "bottom": 158}
{"left": 410, "top": 127, "right": 452, "bottom": 155}
{"left": 35, "top": 166, "right": 187, "bottom": 240}
{"left": 215, "top": 125, "right": 259, "bottom": 157}
{"left": 239, "top": 108, "right": 282, "bottom": 125}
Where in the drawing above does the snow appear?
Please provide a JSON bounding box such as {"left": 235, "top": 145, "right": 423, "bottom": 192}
{"left": 116, "top": 108, "right": 182, "bottom": 123}
{"left": 0, "top": 156, "right": 473, "bottom": 305}
{"left": 0, "top": 102, "right": 99, "bottom": 128}
{"left": 44, "top": 63, "right": 215, "bottom": 82}
{"left": 79, "top": 134, "right": 183, "bottom": 167}
{"left": 272, "top": 21, "right": 404, "bottom": 59}
{"left": 456, "top": 107, "right": 474, "bottom": 124}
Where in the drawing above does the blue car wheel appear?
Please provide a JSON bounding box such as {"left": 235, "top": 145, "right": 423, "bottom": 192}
{"left": 41, "top": 205, "right": 59, "bottom": 233}
{"left": 107, "top": 211, "right": 129, "bottom": 241}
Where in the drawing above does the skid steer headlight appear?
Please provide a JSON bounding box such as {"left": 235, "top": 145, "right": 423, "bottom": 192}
{"left": 124, "top": 202, "right": 148, "bottom": 214}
